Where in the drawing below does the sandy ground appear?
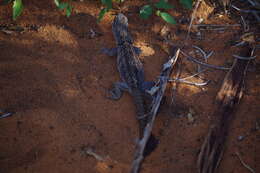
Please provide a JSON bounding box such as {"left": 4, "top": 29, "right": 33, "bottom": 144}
{"left": 0, "top": 0, "right": 258, "bottom": 173}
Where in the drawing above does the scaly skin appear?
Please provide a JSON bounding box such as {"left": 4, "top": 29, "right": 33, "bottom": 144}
{"left": 112, "top": 13, "right": 148, "bottom": 138}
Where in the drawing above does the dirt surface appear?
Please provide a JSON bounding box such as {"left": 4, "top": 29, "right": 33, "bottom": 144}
{"left": 0, "top": 1, "right": 258, "bottom": 173}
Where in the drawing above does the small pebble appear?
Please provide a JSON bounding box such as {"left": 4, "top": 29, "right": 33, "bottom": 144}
{"left": 198, "top": 18, "right": 204, "bottom": 24}
{"left": 187, "top": 112, "right": 195, "bottom": 123}
{"left": 256, "top": 121, "right": 259, "bottom": 130}
{"left": 237, "top": 135, "right": 244, "bottom": 141}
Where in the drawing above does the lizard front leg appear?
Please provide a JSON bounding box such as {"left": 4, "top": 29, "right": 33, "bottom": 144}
{"left": 107, "top": 82, "right": 129, "bottom": 100}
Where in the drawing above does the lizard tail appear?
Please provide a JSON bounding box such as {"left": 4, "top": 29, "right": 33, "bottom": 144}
{"left": 132, "top": 87, "right": 159, "bottom": 156}
{"left": 132, "top": 89, "right": 159, "bottom": 157}
{"left": 132, "top": 88, "right": 147, "bottom": 138}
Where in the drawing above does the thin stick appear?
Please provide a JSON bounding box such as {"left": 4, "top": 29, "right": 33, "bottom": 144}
{"left": 83, "top": 148, "right": 105, "bottom": 162}
{"left": 178, "top": 69, "right": 207, "bottom": 80}
{"left": 193, "top": 24, "right": 241, "bottom": 27}
{"left": 200, "top": 28, "right": 226, "bottom": 31}
{"left": 186, "top": 0, "right": 202, "bottom": 41}
{"left": 169, "top": 78, "right": 209, "bottom": 86}
{"left": 171, "top": 61, "right": 182, "bottom": 105}
{"left": 233, "top": 54, "right": 256, "bottom": 60}
{"left": 206, "top": 51, "right": 213, "bottom": 60}
{"left": 231, "top": 5, "right": 260, "bottom": 13}
{"left": 0, "top": 111, "right": 13, "bottom": 119}
{"left": 130, "top": 49, "right": 180, "bottom": 173}
{"left": 235, "top": 152, "right": 255, "bottom": 173}
{"left": 193, "top": 45, "right": 207, "bottom": 60}
{"left": 246, "top": 0, "right": 260, "bottom": 7}
{"left": 192, "top": 45, "right": 213, "bottom": 73}
{"left": 241, "top": 16, "right": 249, "bottom": 32}
{"left": 180, "top": 51, "right": 231, "bottom": 70}
{"left": 234, "top": 41, "right": 246, "bottom": 47}
{"left": 194, "top": 24, "right": 241, "bottom": 31}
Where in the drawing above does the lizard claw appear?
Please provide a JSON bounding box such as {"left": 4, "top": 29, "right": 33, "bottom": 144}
{"left": 105, "top": 88, "right": 122, "bottom": 100}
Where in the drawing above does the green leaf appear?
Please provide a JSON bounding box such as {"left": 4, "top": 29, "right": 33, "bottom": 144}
{"left": 154, "top": 0, "right": 174, "bottom": 10}
{"left": 54, "top": 0, "right": 72, "bottom": 17}
{"left": 58, "top": 2, "right": 68, "bottom": 10}
{"left": 156, "top": 11, "right": 176, "bottom": 24}
{"left": 140, "top": 5, "right": 153, "bottom": 19}
{"left": 12, "top": 0, "right": 23, "bottom": 20}
{"left": 66, "top": 4, "right": 72, "bottom": 17}
{"left": 97, "top": 8, "right": 108, "bottom": 22}
{"left": 54, "top": 0, "right": 60, "bottom": 7}
{"left": 180, "top": 0, "right": 193, "bottom": 9}
{"left": 101, "top": 0, "right": 112, "bottom": 9}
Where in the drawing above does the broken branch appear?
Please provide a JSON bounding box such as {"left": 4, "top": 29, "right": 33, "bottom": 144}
{"left": 197, "top": 46, "right": 253, "bottom": 173}
{"left": 130, "top": 48, "right": 180, "bottom": 173}
{"left": 235, "top": 152, "right": 255, "bottom": 173}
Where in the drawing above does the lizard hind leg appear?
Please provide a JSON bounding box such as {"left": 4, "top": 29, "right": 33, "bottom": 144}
{"left": 141, "top": 81, "right": 155, "bottom": 91}
{"left": 107, "top": 82, "right": 129, "bottom": 100}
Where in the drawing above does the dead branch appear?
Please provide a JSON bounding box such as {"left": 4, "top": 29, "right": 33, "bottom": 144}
{"left": 83, "top": 147, "right": 106, "bottom": 162}
{"left": 233, "top": 54, "right": 256, "bottom": 60}
{"left": 194, "top": 24, "right": 241, "bottom": 27}
{"left": 235, "top": 152, "right": 255, "bottom": 173}
{"left": 180, "top": 50, "right": 231, "bottom": 70}
{"left": 194, "top": 24, "right": 241, "bottom": 31}
{"left": 169, "top": 78, "right": 209, "bottom": 86}
{"left": 186, "top": 0, "right": 202, "bottom": 41}
{"left": 0, "top": 110, "right": 13, "bottom": 119}
{"left": 177, "top": 69, "right": 207, "bottom": 81}
{"left": 197, "top": 46, "right": 253, "bottom": 173}
{"left": 130, "top": 48, "right": 180, "bottom": 173}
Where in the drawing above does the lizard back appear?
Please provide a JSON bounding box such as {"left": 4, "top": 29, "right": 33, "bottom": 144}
{"left": 112, "top": 14, "right": 147, "bottom": 136}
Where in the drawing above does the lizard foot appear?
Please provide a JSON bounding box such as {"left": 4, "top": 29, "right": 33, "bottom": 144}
{"left": 106, "top": 87, "right": 122, "bottom": 100}
{"left": 106, "top": 82, "right": 129, "bottom": 100}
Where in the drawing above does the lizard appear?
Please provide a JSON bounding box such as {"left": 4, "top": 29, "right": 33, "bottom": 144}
{"left": 102, "top": 13, "right": 158, "bottom": 156}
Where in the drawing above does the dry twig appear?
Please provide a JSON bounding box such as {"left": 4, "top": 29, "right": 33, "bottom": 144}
{"left": 130, "top": 48, "right": 180, "bottom": 173}
{"left": 169, "top": 78, "right": 209, "bottom": 86}
{"left": 197, "top": 46, "right": 253, "bottom": 173}
{"left": 180, "top": 50, "right": 231, "bottom": 70}
{"left": 235, "top": 152, "right": 255, "bottom": 173}
{"left": 0, "top": 110, "right": 13, "bottom": 119}
{"left": 186, "top": 0, "right": 202, "bottom": 41}
{"left": 83, "top": 148, "right": 105, "bottom": 162}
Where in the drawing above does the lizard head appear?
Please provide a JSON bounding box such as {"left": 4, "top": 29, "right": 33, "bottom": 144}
{"left": 112, "top": 13, "right": 133, "bottom": 45}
